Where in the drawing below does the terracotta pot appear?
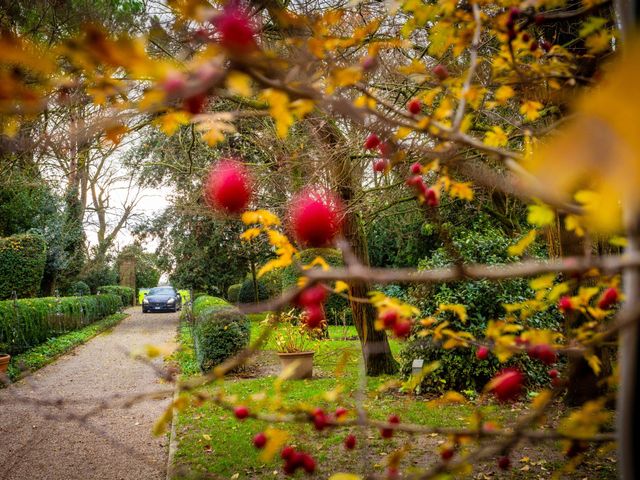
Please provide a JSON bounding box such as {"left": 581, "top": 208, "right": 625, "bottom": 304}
{"left": 0, "top": 353, "right": 10, "bottom": 374}
{"left": 276, "top": 351, "right": 314, "bottom": 380}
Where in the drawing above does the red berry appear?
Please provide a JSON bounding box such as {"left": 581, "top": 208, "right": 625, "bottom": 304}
{"left": 509, "top": 7, "right": 520, "bottom": 19}
{"left": 498, "top": 455, "right": 511, "bottom": 470}
{"left": 406, "top": 175, "right": 424, "bottom": 188}
{"left": 530, "top": 40, "right": 539, "bottom": 52}
{"left": 381, "top": 310, "right": 398, "bottom": 329}
{"left": 380, "top": 427, "right": 393, "bottom": 439}
{"left": 410, "top": 162, "right": 422, "bottom": 174}
{"left": 373, "top": 159, "right": 388, "bottom": 173}
{"left": 289, "top": 189, "right": 343, "bottom": 247}
{"left": 300, "top": 453, "right": 316, "bottom": 473}
{"left": 234, "top": 406, "right": 249, "bottom": 420}
{"left": 488, "top": 368, "right": 524, "bottom": 402}
{"left": 253, "top": 432, "right": 267, "bottom": 449}
{"left": 558, "top": 296, "right": 573, "bottom": 313}
{"left": 548, "top": 368, "right": 559, "bottom": 379}
{"left": 393, "top": 319, "right": 412, "bottom": 339}
{"left": 298, "top": 285, "right": 327, "bottom": 307}
{"left": 433, "top": 64, "right": 449, "bottom": 81}
{"left": 364, "top": 133, "right": 381, "bottom": 150}
{"left": 313, "top": 410, "right": 328, "bottom": 431}
{"left": 281, "top": 445, "right": 295, "bottom": 460}
{"left": 534, "top": 13, "right": 545, "bottom": 25}
{"left": 598, "top": 287, "right": 619, "bottom": 310}
{"left": 541, "top": 40, "right": 552, "bottom": 52}
{"left": 344, "top": 434, "right": 356, "bottom": 450}
{"left": 388, "top": 414, "right": 400, "bottom": 424}
{"left": 441, "top": 447, "right": 454, "bottom": 461}
{"left": 183, "top": 92, "right": 207, "bottom": 114}
{"left": 425, "top": 188, "right": 439, "bottom": 207}
{"left": 361, "top": 55, "right": 378, "bottom": 71}
{"left": 407, "top": 98, "right": 422, "bottom": 114}
{"left": 528, "top": 344, "right": 557, "bottom": 365}
{"left": 335, "top": 407, "right": 348, "bottom": 418}
{"left": 521, "top": 32, "right": 530, "bottom": 42}
{"left": 283, "top": 459, "right": 298, "bottom": 475}
{"left": 162, "top": 71, "right": 186, "bottom": 94}
{"left": 378, "top": 142, "right": 392, "bottom": 157}
{"left": 304, "top": 305, "right": 324, "bottom": 329}
{"left": 476, "top": 346, "right": 489, "bottom": 360}
{"left": 204, "top": 159, "right": 252, "bottom": 214}
{"left": 213, "top": 6, "right": 257, "bottom": 53}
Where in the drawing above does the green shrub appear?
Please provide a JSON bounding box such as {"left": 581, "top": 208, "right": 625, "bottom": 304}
{"left": 191, "top": 295, "right": 250, "bottom": 372}
{"left": 98, "top": 285, "right": 135, "bottom": 306}
{"left": 281, "top": 248, "right": 352, "bottom": 325}
{"left": 227, "top": 284, "right": 242, "bottom": 303}
{"left": 193, "top": 291, "right": 208, "bottom": 301}
{"left": 0, "top": 294, "right": 122, "bottom": 355}
{"left": 260, "top": 269, "right": 283, "bottom": 298}
{"left": 68, "top": 281, "right": 90, "bottom": 296}
{"left": 0, "top": 234, "right": 47, "bottom": 299}
{"left": 238, "top": 277, "right": 269, "bottom": 304}
{"left": 400, "top": 217, "right": 558, "bottom": 393}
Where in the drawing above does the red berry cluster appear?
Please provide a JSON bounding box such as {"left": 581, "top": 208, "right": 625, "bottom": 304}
{"left": 505, "top": 7, "right": 520, "bottom": 41}
{"left": 296, "top": 284, "right": 328, "bottom": 329}
{"left": 406, "top": 174, "right": 438, "bottom": 207}
{"left": 212, "top": 5, "right": 257, "bottom": 54}
{"left": 204, "top": 159, "right": 252, "bottom": 214}
{"left": 379, "top": 310, "right": 412, "bottom": 339}
{"left": 373, "top": 158, "right": 389, "bottom": 173}
{"left": 308, "top": 406, "right": 349, "bottom": 431}
{"left": 281, "top": 445, "right": 316, "bottom": 475}
{"left": 289, "top": 189, "right": 343, "bottom": 247}
{"left": 380, "top": 414, "right": 400, "bottom": 438}
{"left": 527, "top": 343, "right": 557, "bottom": 365}
{"left": 364, "top": 133, "right": 393, "bottom": 158}
{"left": 407, "top": 98, "right": 422, "bottom": 115}
{"left": 488, "top": 368, "right": 524, "bottom": 402}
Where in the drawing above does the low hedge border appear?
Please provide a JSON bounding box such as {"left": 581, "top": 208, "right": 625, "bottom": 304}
{"left": 4, "top": 312, "right": 127, "bottom": 384}
{"left": 191, "top": 296, "right": 250, "bottom": 372}
{"left": 0, "top": 294, "right": 123, "bottom": 355}
{"left": 98, "top": 285, "right": 135, "bottom": 306}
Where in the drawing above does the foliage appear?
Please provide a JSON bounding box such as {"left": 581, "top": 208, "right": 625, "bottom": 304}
{"left": 80, "top": 261, "right": 118, "bottom": 294}
{"left": 227, "top": 283, "right": 242, "bottom": 304}
{"left": 267, "top": 310, "right": 317, "bottom": 353}
{"left": 0, "top": 294, "right": 122, "bottom": 355}
{"left": 118, "top": 244, "right": 161, "bottom": 295}
{"left": 5, "top": 312, "right": 126, "bottom": 382}
{"left": 191, "top": 296, "right": 250, "bottom": 372}
{"left": 0, "top": 234, "right": 47, "bottom": 300}
{"left": 238, "top": 276, "right": 269, "bottom": 304}
{"left": 282, "top": 249, "right": 352, "bottom": 325}
{"left": 68, "top": 281, "right": 90, "bottom": 296}
{"left": 97, "top": 285, "right": 135, "bottom": 306}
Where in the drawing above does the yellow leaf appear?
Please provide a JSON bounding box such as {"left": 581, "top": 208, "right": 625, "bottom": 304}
{"left": 335, "top": 281, "right": 349, "bottom": 293}
{"left": 527, "top": 203, "right": 555, "bottom": 227}
{"left": 508, "top": 229, "right": 537, "bottom": 257}
{"left": 331, "top": 66, "right": 362, "bottom": 89}
{"left": 155, "top": 111, "right": 190, "bottom": 136}
{"left": 240, "top": 228, "right": 261, "bottom": 241}
{"left": 105, "top": 124, "right": 129, "bottom": 145}
{"left": 427, "top": 391, "right": 467, "bottom": 407}
{"left": 529, "top": 274, "right": 556, "bottom": 291}
{"left": 261, "top": 89, "right": 293, "bottom": 138}
{"left": 565, "top": 214, "right": 585, "bottom": 237}
{"left": 225, "top": 71, "right": 253, "bottom": 97}
{"left": 260, "top": 428, "right": 289, "bottom": 462}
{"left": 353, "top": 95, "right": 376, "bottom": 109}
{"left": 303, "top": 256, "right": 330, "bottom": 271}
{"left": 610, "top": 235, "right": 628, "bottom": 247}
{"left": 520, "top": 100, "right": 544, "bottom": 122}
{"left": 484, "top": 126, "right": 508, "bottom": 147}
{"left": 495, "top": 85, "right": 514, "bottom": 104}
{"left": 437, "top": 303, "right": 468, "bottom": 323}
{"left": 241, "top": 209, "right": 281, "bottom": 227}
{"left": 329, "top": 475, "right": 362, "bottom": 480}
{"left": 585, "top": 353, "right": 602, "bottom": 375}
{"left": 585, "top": 30, "right": 612, "bottom": 54}
{"left": 449, "top": 181, "right": 473, "bottom": 201}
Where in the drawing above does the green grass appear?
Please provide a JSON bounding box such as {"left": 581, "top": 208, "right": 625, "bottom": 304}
{"left": 5, "top": 312, "right": 127, "bottom": 383}
{"left": 171, "top": 319, "right": 510, "bottom": 479}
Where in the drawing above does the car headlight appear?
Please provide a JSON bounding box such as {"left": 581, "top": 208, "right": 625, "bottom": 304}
{"left": 167, "top": 298, "right": 175, "bottom": 304}
{"left": 143, "top": 298, "right": 149, "bottom": 304}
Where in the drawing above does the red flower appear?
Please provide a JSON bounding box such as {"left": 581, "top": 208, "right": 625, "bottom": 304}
{"left": 204, "top": 159, "right": 252, "bottom": 214}
{"left": 487, "top": 368, "right": 524, "bottom": 402}
{"left": 289, "top": 189, "right": 343, "bottom": 247}
{"left": 597, "top": 287, "right": 619, "bottom": 310}
{"left": 213, "top": 6, "right": 257, "bottom": 53}
{"left": 558, "top": 296, "right": 573, "bottom": 313}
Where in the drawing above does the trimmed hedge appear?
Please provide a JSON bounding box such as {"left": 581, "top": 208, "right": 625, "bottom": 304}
{"left": 191, "top": 295, "right": 250, "bottom": 372}
{"left": 0, "top": 294, "right": 123, "bottom": 355}
{"left": 227, "top": 283, "right": 242, "bottom": 303}
{"left": 282, "top": 248, "right": 352, "bottom": 325}
{"left": 98, "top": 285, "right": 135, "bottom": 306}
{"left": 0, "top": 234, "right": 47, "bottom": 300}
{"left": 238, "top": 277, "right": 269, "bottom": 304}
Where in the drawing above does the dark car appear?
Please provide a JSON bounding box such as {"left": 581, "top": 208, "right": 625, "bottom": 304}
{"left": 142, "top": 286, "right": 182, "bottom": 313}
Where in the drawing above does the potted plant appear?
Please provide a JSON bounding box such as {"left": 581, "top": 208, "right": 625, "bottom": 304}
{"left": 0, "top": 344, "right": 10, "bottom": 375}
{"left": 268, "top": 310, "right": 318, "bottom": 380}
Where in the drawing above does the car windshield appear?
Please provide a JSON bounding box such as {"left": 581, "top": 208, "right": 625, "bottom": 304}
{"left": 148, "top": 287, "right": 175, "bottom": 295}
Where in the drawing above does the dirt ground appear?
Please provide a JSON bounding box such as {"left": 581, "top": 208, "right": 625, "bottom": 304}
{"left": 0, "top": 307, "right": 179, "bottom": 480}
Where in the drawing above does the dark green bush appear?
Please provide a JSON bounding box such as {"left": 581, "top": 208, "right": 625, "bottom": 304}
{"left": 238, "top": 277, "right": 269, "bottom": 304}
{"left": 97, "top": 285, "right": 135, "bottom": 306}
{"left": 260, "top": 269, "right": 283, "bottom": 298}
{"left": 191, "top": 295, "right": 250, "bottom": 372}
{"left": 0, "top": 294, "right": 122, "bottom": 355}
{"left": 68, "top": 281, "right": 90, "bottom": 296}
{"left": 400, "top": 216, "right": 558, "bottom": 393}
{"left": 281, "top": 248, "right": 352, "bottom": 325}
{"left": 0, "top": 234, "right": 47, "bottom": 299}
{"left": 227, "top": 284, "right": 242, "bottom": 303}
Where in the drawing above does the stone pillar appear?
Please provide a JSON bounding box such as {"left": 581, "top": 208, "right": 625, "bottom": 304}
{"left": 119, "top": 255, "right": 136, "bottom": 304}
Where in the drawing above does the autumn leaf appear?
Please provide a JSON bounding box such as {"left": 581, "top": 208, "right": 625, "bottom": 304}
{"left": 508, "top": 229, "right": 537, "bottom": 257}
{"left": 495, "top": 85, "right": 514, "bottom": 104}
{"left": 155, "top": 110, "right": 190, "bottom": 136}
{"left": 449, "top": 181, "right": 473, "bottom": 201}
{"left": 261, "top": 89, "right": 294, "bottom": 138}
{"left": 437, "top": 303, "right": 468, "bottom": 323}
{"left": 259, "top": 428, "right": 289, "bottom": 462}
{"left": 484, "top": 126, "right": 508, "bottom": 147}
{"left": 225, "top": 71, "right": 253, "bottom": 97}
{"left": 520, "top": 100, "right": 544, "bottom": 122}
{"left": 527, "top": 203, "right": 555, "bottom": 227}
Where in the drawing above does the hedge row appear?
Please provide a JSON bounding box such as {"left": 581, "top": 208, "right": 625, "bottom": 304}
{"left": 0, "top": 234, "right": 47, "bottom": 300}
{"left": 0, "top": 294, "right": 123, "bottom": 355}
{"left": 191, "top": 295, "right": 249, "bottom": 372}
{"left": 98, "top": 285, "right": 135, "bottom": 306}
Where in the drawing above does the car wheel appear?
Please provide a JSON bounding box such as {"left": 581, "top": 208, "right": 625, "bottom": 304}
{"left": 142, "top": 309, "right": 147, "bottom": 313}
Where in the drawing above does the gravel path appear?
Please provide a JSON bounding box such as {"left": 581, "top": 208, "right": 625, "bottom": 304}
{"left": 0, "top": 308, "right": 179, "bottom": 480}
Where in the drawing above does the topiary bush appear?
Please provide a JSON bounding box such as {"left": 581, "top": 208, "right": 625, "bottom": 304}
{"left": 0, "top": 294, "right": 122, "bottom": 355}
{"left": 238, "top": 277, "right": 269, "bottom": 304}
{"left": 281, "top": 248, "right": 352, "bottom": 325}
{"left": 227, "top": 283, "right": 242, "bottom": 303}
{"left": 68, "top": 281, "right": 90, "bottom": 296}
{"left": 191, "top": 295, "right": 250, "bottom": 372}
{"left": 98, "top": 285, "right": 135, "bottom": 306}
{"left": 400, "top": 216, "right": 558, "bottom": 393}
{"left": 0, "top": 234, "right": 47, "bottom": 299}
